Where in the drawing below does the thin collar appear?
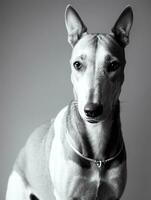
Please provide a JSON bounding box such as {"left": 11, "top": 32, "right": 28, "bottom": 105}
{"left": 66, "top": 127, "right": 124, "bottom": 168}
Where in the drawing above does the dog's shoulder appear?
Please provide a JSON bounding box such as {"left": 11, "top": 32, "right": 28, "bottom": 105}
{"left": 25, "top": 120, "right": 54, "bottom": 152}
{"left": 13, "top": 120, "right": 55, "bottom": 178}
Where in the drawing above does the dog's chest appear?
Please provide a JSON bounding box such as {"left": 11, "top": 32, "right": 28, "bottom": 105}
{"left": 51, "top": 157, "right": 101, "bottom": 200}
{"left": 50, "top": 134, "right": 102, "bottom": 199}
{"left": 49, "top": 107, "right": 102, "bottom": 199}
{"left": 65, "top": 164, "right": 101, "bottom": 200}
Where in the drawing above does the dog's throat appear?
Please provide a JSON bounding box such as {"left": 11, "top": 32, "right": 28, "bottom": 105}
{"left": 65, "top": 101, "right": 122, "bottom": 168}
{"left": 66, "top": 127, "right": 124, "bottom": 169}
{"left": 66, "top": 101, "right": 94, "bottom": 160}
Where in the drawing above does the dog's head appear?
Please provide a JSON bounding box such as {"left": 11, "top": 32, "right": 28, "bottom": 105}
{"left": 65, "top": 5, "right": 133, "bottom": 123}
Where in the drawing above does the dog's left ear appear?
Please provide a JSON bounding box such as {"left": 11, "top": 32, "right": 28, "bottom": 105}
{"left": 112, "top": 6, "right": 133, "bottom": 47}
{"left": 65, "top": 5, "right": 87, "bottom": 47}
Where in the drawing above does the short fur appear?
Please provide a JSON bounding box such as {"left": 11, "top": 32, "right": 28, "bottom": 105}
{"left": 6, "top": 5, "right": 133, "bottom": 200}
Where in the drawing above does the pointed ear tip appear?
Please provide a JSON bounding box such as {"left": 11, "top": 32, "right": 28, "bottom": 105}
{"left": 65, "top": 4, "right": 72, "bottom": 21}
{"left": 125, "top": 5, "right": 133, "bottom": 15}
{"left": 65, "top": 4, "right": 73, "bottom": 13}
{"left": 66, "top": 4, "right": 72, "bottom": 9}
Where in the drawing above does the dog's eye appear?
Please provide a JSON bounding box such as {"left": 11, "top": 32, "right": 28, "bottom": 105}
{"left": 107, "top": 61, "right": 120, "bottom": 72}
{"left": 73, "top": 61, "right": 83, "bottom": 71}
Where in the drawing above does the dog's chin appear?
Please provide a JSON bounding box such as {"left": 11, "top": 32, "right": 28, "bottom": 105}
{"left": 79, "top": 109, "right": 110, "bottom": 124}
{"left": 84, "top": 112, "right": 110, "bottom": 124}
{"left": 85, "top": 116, "right": 103, "bottom": 124}
{"left": 86, "top": 118, "right": 100, "bottom": 123}
{"left": 80, "top": 113, "right": 101, "bottom": 124}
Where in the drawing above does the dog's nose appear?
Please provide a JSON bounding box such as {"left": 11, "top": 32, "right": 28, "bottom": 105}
{"left": 84, "top": 103, "right": 103, "bottom": 118}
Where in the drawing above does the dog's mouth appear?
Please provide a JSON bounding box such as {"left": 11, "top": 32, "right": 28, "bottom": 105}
{"left": 86, "top": 118, "right": 100, "bottom": 123}
{"left": 85, "top": 116, "right": 102, "bottom": 123}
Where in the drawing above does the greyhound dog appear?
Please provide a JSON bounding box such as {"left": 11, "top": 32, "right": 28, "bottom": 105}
{"left": 6, "top": 5, "right": 133, "bottom": 200}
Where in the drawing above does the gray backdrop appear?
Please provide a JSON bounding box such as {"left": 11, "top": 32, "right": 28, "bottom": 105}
{"left": 0, "top": 0, "right": 151, "bottom": 199}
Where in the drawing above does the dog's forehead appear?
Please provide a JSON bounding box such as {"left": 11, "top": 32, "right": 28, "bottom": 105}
{"left": 97, "top": 34, "right": 125, "bottom": 59}
{"left": 71, "top": 34, "right": 125, "bottom": 62}
{"left": 71, "top": 34, "right": 98, "bottom": 60}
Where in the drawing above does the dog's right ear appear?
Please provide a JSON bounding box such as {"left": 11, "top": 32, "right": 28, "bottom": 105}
{"left": 111, "top": 6, "right": 133, "bottom": 47}
{"left": 65, "top": 5, "right": 87, "bottom": 47}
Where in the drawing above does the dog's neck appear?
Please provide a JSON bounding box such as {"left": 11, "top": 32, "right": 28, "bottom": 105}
{"left": 66, "top": 100, "right": 122, "bottom": 162}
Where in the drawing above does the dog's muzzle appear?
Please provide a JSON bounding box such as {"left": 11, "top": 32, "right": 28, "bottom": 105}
{"left": 84, "top": 103, "right": 103, "bottom": 119}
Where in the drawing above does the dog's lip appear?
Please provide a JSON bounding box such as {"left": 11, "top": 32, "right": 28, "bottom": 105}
{"left": 85, "top": 116, "right": 101, "bottom": 123}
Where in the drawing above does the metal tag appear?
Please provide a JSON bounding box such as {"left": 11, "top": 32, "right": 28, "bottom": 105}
{"left": 95, "top": 160, "right": 102, "bottom": 168}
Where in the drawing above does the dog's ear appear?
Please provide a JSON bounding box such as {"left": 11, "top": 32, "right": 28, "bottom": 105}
{"left": 65, "top": 5, "right": 87, "bottom": 47}
{"left": 111, "top": 6, "right": 133, "bottom": 47}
